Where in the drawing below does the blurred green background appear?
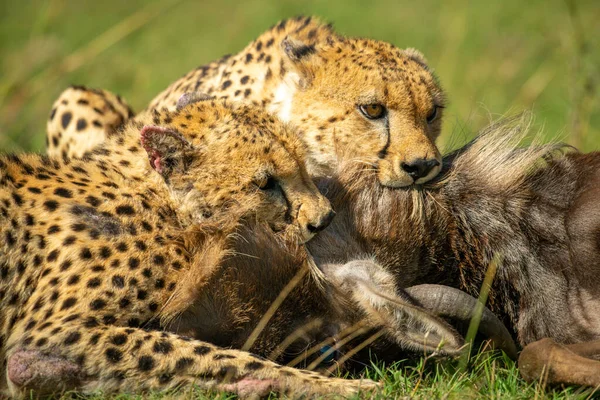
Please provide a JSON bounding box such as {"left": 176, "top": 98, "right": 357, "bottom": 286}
{"left": 0, "top": 0, "right": 598, "bottom": 153}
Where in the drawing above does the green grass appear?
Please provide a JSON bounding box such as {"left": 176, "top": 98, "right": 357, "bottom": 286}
{"left": 366, "top": 351, "right": 599, "bottom": 399}
{"left": 47, "top": 352, "right": 600, "bottom": 399}
{"left": 1, "top": 0, "right": 599, "bottom": 398}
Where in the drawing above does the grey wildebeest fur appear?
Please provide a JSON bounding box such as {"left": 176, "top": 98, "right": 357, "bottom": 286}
{"left": 308, "top": 116, "right": 600, "bottom": 385}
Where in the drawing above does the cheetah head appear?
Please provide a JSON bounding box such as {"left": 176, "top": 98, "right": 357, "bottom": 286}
{"left": 272, "top": 36, "right": 444, "bottom": 188}
{"left": 140, "top": 100, "right": 334, "bottom": 243}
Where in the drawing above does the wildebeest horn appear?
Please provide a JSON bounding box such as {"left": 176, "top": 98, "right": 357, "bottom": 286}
{"left": 405, "top": 284, "right": 518, "bottom": 359}
{"left": 322, "top": 260, "right": 465, "bottom": 355}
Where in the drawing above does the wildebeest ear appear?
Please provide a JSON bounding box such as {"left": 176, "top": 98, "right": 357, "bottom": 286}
{"left": 176, "top": 92, "right": 214, "bottom": 111}
{"left": 140, "top": 126, "right": 193, "bottom": 178}
{"left": 323, "top": 260, "right": 464, "bottom": 355}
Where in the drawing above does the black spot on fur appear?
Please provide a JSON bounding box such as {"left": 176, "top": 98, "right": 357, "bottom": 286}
{"left": 194, "top": 345, "right": 212, "bottom": 356}
{"left": 116, "top": 205, "right": 135, "bottom": 216}
{"left": 54, "top": 187, "right": 73, "bottom": 198}
{"left": 89, "top": 334, "right": 101, "bottom": 345}
{"left": 4, "top": 231, "right": 17, "bottom": 247}
{"left": 127, "top": 318, "right": 141, "bottom": 328}
{"left": 106, "top": 348, "right": 123, "bottom": 363}
{"left": 87, "top": 277, "right": 101, "bottom": 288}
{"left": 85, "top": 196, "right": 101, "bottom": 207}
{"left": 152, "top": 255, "right": 165, "bottom": 266}
{"left": 111, "top": 334, "right": 128, "bottom": 346}
{"left": 153, "top": 340, "right": 173, "bottom": 354}
{"left": 47, "top": 249, "right": 60, "bottom": 262}
{"left": 138, "top": 355, "right": 156, "bottom": 372}
{"left": 175, "top": 357, "right": 194, "bottom": 371}
{"left": 119, "top": 297, "right": 131, "bottom": 308}
{"left": 79, "top": 248, "right": 92, "bottom": 260}
{"left": 76, "top": 119, "right": 87, "bottom": 131}
{"left": 245, "top": 361, "right": 265, "bottom": 371}
{"left": 63, "top": 236, "right": 77, "bottom": 246}
{"left": 24, "top": 214, "right": 34, "bottom": 226}
{"left": 61, "top": 297, "right": 77, "bottom": 310}
{"left": 12, "top": 193, "right": 23, "bottom": 206}
{"left": 43, "top": 200, "right": 59, "bottom": 212}
{"left": 71, "top": 223, "right": 87, "bottom": 232}
{"left": 128, "top": 258, "right": 139, "bottom": 270}
{"left": 59, "top": 260, "right": 72, "bottom": 271}
{"left": 61, "top": 112, "right": 72, "bottom": 129}
{"left": 90, "top": 299, "right": 106, "bottom": 310}
{"left": 63, "top": 331, "right": 81, "bottom": 345}
{"left": 84, "top": 317, "right": 99, "bottom": 328}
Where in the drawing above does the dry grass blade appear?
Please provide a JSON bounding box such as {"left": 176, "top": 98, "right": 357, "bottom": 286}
{"left": 268, "top": 319, "right": 323, "bottom": 361}
{"left": 324, "top": 329, "right": 386, "bottom": 376}
{"left": 241, "top": 266, "right": 308, "bottom": 352}
{"left": 282, "top": 320, "right": 370, "bottom": 369}
{"left": 304, "top": 323, "right": 372, "bottom": 371}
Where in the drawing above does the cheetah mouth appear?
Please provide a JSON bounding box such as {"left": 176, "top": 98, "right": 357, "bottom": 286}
{"left": 267, "top": 221, "right": 311, "bottom": 244}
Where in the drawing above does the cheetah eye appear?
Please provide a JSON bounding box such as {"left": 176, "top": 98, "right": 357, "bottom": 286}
{"left": 359, "top": 104, "right": 386, "bottom": 120}
{"left": 255, "top": 176, "right": 278, "bottom": 191}
{"left": 426, "top": 105, "right": 439, "bottom": 124}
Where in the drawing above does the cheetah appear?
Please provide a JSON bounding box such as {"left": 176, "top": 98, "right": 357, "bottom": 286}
{"left": 46, "top": 86, "right": 134, "bottom": 159}
{"left": 0, "top": 100, "right": 385, "bottom": 397}
{"left": 48, "top": 16, "right": 445, "bottom": 187}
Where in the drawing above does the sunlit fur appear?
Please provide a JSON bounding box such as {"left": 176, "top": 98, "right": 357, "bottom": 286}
{"left": 99, "top": 99, "right": 333, "bottom": 243}
{"left": 48, "top": 16, "right": 444, "bottom": 187}
{"left": 0, "top": 101, "right": 372, "bottom": 398}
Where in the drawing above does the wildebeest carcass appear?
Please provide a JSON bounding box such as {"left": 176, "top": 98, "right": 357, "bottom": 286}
{"left": 308, "top": 116, "right": 600, "bottom": 387}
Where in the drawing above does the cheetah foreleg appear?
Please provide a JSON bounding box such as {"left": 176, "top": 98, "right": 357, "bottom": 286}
{"left": 7, "top": 324, "right": 378, "bottom": 398}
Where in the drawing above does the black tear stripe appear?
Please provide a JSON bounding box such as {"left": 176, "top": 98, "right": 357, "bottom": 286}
{"left": 378, "top": 124, "right": 391, "bottom": 159}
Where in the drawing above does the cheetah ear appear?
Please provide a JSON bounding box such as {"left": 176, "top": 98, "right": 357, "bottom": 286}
{"left": 281, "top": 37, "right": 319, "bottom": 87}
{"left": 176, "top": 92, "right": 214, "bottom": 111}
{"left": 282, "top": 37, "right": 317, "bottom": 61}
{"left": 140, "top": 126, "right": 193, "bottom": 178}
{"left": 404, "top": 48, "right": 429, "bottom": 69}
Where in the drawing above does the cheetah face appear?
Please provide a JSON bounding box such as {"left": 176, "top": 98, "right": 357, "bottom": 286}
{"left": 141, "top": 103, "right": 334, "bottom": 243}
{"left": 277, "top": 38, "right": 444, "bottom": 188}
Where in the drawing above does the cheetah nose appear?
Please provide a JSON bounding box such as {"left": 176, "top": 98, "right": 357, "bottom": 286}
{"left": 401, "top": 158, "right": 440, "bottom": 181}
{"left": 307, "top": 210, "right": 336, "bottom": 234}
